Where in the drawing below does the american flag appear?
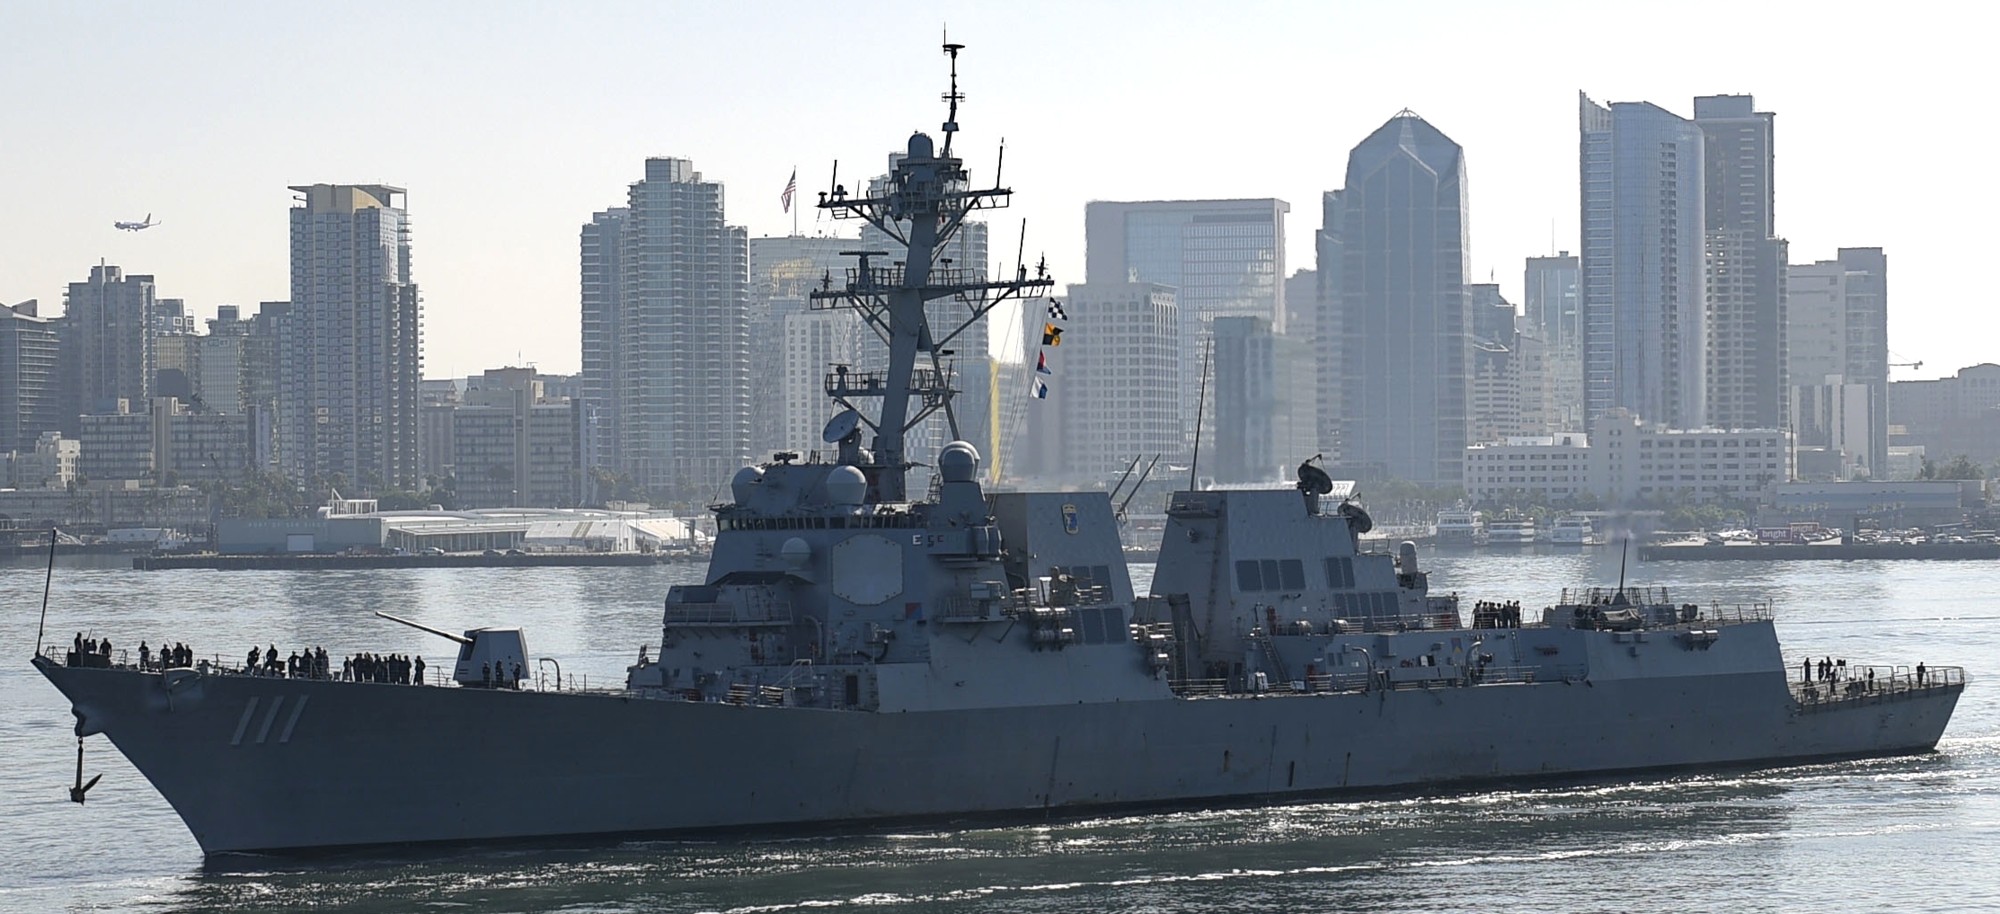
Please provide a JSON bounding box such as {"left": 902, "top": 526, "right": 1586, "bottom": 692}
{"left": 780, "top": 169, "right": 797, "bottom": 213}
{"left": 1046, "top": 300, "right": 1068, "bottom": 321}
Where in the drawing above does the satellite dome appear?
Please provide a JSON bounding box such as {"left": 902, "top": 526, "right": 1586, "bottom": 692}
{"left": 730, "top": 466, "right": 763, "bottom": 505}
{"left": 781, "top": 537, "right": 812, "bottom": 569}
{"left": 938, "top": 441, "right": 980, "bottom": 483}
{"left": 908, "top": 132, "right": 935, "bottom": 159}
{"left": 825, "top": 465, "right": 867, "bottom": 507}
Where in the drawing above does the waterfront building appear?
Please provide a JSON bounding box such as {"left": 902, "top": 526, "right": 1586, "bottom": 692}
{"left": 78, "top": 397, "right": 258, "bottom": 485}
{"left": 1788, "top": 248, "right": 1888, "bottom": 477}
{"left": 0, "top": 300, "right": 62, "bottom": 453}
{"left": 427, "top": 368, "right": 584, "bottom": 509}
{"left": 589, "top": 159, "right": 750, "bottom": 500}
{"left": 1331, "top": 111, "right": 1469, "bottom": 484}
{"left": 58, "top": 264, "right": 156, "bottom": 435}
{"left": 1579, "top": 94, "right": 1706, "bottom": 428}
{"left": 1889, "top": 364, "right": 2000, "bottom": 469}
{"left": 1212, "top": 315, "right": 1316, "bottom": 484}
{"left": 280, "top": 184, "right": 423, "bottom": 491}
{"left": 1464, "top": 409, "right": 1788, "bottom": 505}
{"left": 2, "top": 431, "right": 79, "bottom": 490}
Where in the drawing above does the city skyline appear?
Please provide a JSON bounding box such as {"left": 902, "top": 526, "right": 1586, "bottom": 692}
{"left": 0, "top": 3, "right": 1984, "bottom": 379}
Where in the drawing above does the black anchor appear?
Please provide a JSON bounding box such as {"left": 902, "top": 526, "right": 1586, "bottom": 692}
{"left": 70, "top": 737, "right": 101, "bottom": 804}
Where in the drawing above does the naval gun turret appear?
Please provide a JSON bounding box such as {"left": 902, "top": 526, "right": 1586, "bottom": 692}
{"left": 374, "top": 612, "right": 529, "bottom": 688}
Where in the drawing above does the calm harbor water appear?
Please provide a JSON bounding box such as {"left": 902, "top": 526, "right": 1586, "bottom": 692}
{"left": 2, "top": 549, "right": 1996, "bottom": 913}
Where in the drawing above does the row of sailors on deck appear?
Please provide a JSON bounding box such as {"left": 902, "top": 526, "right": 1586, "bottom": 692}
{"left": 1471, "top": 601, "right": 1524, "bottom": 629}
{"left": 137, "top": 641, "right": 193, "bottom": 670}
{"left": 242, "top": 645, "right": 425, "bottom": 684}
{"left": 247, "top": 644, "right": 330, "bottom": 678}
{"left": 352, "top": 652, "right": 424, "bottom": 685}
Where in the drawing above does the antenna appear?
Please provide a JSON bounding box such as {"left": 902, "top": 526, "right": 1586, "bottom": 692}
{"left": 1108, "top": 454, "right": 1142, "bottom": 505}
{"left": 1616, "top": 533, "right": 1632, "bottom": 600}
{"left": 35, "top": 526, "right": 56, "bottom": 659}
{"left": 1188, "top": 339, "right": 1212, "bottom": 489}
{"left": 941, "top": 40, "right": 965, "bottom": 157}
{"left": 1014, "top": 221, "right": 1028, "bottom": 281}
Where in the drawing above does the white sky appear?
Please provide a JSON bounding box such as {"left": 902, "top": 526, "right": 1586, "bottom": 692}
{"left": 1, "top": 1, "right": 1987, "bottom": 379}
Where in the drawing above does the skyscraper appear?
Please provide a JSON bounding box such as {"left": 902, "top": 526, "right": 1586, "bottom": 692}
{"left": 1333, "top": 111, "right": 1469, "bottom": 484}
{"left": 1525, "top": 253, "right": 1582, "bottom": 432}
{"left": 1788, "top": 248, "right": 1888, "bottom": 475}
{"left": 1043, "top": 282, "right": 1181, "bottom": 480}
{"left": 58, "top": 263, "right": 156, "bottom": 435}
{"left": 611, "top": 158, "right": 749, "bottom": 498}
{"left": 0, "top": 301, "right": 61, "bottom": 453}
{"left": 1212, "top": 315, "right": 1315, "bottom": 483}
{"left": 1315, "top": 190, "right": 1346, "bottom": 455}
{"left": 1579, "top": 94, "right": 1707, "bottom": 429}
{"left": 579, "top": 207, "right": 629, "bottom": 479}
{"left": 749, "top": 234, "right": 857, "bottom": 460}
{"left": 1696, "top": 94, "right": 1789, "bottom": 431}
{"left": 1084, "top": 198, "right": 1288, "bottom": 456}
{"left": 280, "top": 184, "right": 423, "bottom": 490}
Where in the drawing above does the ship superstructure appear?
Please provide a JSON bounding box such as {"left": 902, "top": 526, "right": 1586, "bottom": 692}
{"left": 32, "top": 44, "right": 1965, "bottom": 858}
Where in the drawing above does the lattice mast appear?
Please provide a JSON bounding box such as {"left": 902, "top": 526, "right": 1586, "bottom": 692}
{"left": 810, "top": 43, "right": 1053, "bottom": 502}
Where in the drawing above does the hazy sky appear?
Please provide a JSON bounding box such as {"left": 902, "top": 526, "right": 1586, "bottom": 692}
{"left": 1, "top": 1, "right": 1986, "bottom": 380}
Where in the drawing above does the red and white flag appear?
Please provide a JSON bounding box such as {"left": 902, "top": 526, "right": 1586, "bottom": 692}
{"left": 780, "top": 169, "right": 797, "bottom": 213}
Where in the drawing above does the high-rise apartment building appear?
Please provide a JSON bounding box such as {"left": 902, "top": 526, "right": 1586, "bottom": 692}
{"left": 1030, "top": 282, "right": 1181, "bottom": 480}
{"left": 0, "top": 301, "right": 62, "bottom": 453}
{"left": 1331, "top": 111, "right": 1469, "bottom": 484}
{"left": 600, "top": 158, "right": 749, "bottom": 498}
{"left": 1788, "top": 248, "right": 1888, "bottom": 476}
{"left": 1468, "top": 285, "right": 1550, "bottom": 443}
{"left": 58, "top": 263, "right": 156, "bottom": 435}
{"left": 280, "top": 184, "right": 422, "bottom": 490}
{"left": 1696, "top": 94, "right": 1789, "bottom": 432}
{"left": 578, "top": 207, "right": 629, "bottom": 478}
{"left": 749, "top": 234, "right": 855, "bottom": 460}
{"left": 1579, "top": 94, "right": 1707, "bottom": 428}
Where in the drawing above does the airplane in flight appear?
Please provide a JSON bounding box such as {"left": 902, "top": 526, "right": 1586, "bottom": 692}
{"left": 113, "top": 214, "right": 159, "bottom": 231}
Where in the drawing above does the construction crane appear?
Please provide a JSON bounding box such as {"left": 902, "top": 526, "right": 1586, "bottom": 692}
{"left": 1890, "top": 360, "right": 1923, "bottom": 372}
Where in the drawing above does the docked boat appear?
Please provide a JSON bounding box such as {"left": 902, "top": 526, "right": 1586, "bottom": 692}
{"left": 32, "top": 43, "right": 1966, "bottom": 859}
{"left": 1435, "top": 508, "right": 1486, "bottom": 546}
{"left": 1486, "top": 517, "right": 1537, "bottom": 547}
{"left": 1551, "top": 513, "right": 1595, "bottom": 546}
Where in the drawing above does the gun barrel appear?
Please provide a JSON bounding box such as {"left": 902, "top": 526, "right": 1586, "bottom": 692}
{"left": 373, "top": 611, "right": 473, "bottom": 645}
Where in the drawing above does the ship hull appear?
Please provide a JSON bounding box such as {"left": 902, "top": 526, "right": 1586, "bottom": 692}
{"left": 37, "top": 658, "right": 1960, "bottom": 856}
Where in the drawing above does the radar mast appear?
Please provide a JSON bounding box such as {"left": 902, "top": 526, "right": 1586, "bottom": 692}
{"left": 810, "top": 43, "right": 1053, "bottom": 502}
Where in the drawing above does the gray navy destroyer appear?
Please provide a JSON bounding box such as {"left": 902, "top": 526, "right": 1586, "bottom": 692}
{"left": 34, "top": 45, "right": 1965, "bottom": 857}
